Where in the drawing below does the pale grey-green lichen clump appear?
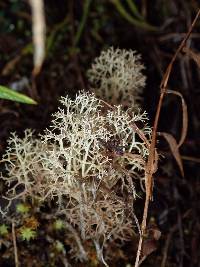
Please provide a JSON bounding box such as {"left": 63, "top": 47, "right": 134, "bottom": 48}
{"left": 1, "top": 91, "right": 151, "bottom": 265}
{"left": 87, "top": 47, "right": 146, "bottom": 108}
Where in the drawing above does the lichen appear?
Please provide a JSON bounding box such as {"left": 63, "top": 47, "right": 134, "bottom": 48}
{"left": 87, "top": 47, "right": 146, "bottom": 108}
{"left": 1, "top": 92, "right": 151, "bottom": 265}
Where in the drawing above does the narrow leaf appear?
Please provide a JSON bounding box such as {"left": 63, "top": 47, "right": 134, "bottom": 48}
{"left": 183, "top": 46, "right": 200, "bottom": 68}
{"left": 111, "top": 0, "right": 157, "bottom": 31}
{"left": 160, "top": 132, "right": 184, "bottom": 177}
{"left": 167, "top": 90, "right": 188, "bottom": 147}
{"left": 0, "top": 85, "right": 37, "bottom": 104}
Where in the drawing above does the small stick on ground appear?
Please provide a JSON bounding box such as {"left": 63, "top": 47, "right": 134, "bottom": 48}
{"left": 12, "top": 221, "right": 19, "bottom": 267}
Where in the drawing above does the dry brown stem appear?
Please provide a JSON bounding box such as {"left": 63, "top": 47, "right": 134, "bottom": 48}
{"left": 134, "top": 8, "right": 200, "bottom": 267}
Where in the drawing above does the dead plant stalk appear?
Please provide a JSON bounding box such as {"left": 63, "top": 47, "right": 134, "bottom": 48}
{"left": 134, "top": 8, "right": 200, "bottom": 267}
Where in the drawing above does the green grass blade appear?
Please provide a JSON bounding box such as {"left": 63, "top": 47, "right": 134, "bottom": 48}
{"left": 0, "top": 85, "right": 37, "bottom": 104}
{"left": 74, "top": 0, "right": 92, "bottom": 46}
{"left": 126, "top": 0, "right": 144, "bottom": 21}
{"left": 111, "top": 0, "right": 157, "bottom": 31}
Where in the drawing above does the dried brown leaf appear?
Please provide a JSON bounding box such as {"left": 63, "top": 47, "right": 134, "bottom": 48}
{"left": 183, "top": 46, "right": 200, "bottom": 68}
{"left": 160, "top": 132, "right": 184, "bottom": 177}
{"left": 139, "top": 224, "right": 161, "bottom": 266}
{"left": 149, "top": 228, "right": 161, "bottom": 241}
{"left": 167, "top": 90, "right": 188, "bottom": 147}
{"left": 141, "top": 239, "right": 157, "bottom": 259}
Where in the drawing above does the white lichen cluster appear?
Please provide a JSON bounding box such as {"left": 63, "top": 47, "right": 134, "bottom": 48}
{"left": 87, "top": 47, "right": 146, "bottom": 108}
{"left": 1, "top": 92, "right": 151, "bottom": 264}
